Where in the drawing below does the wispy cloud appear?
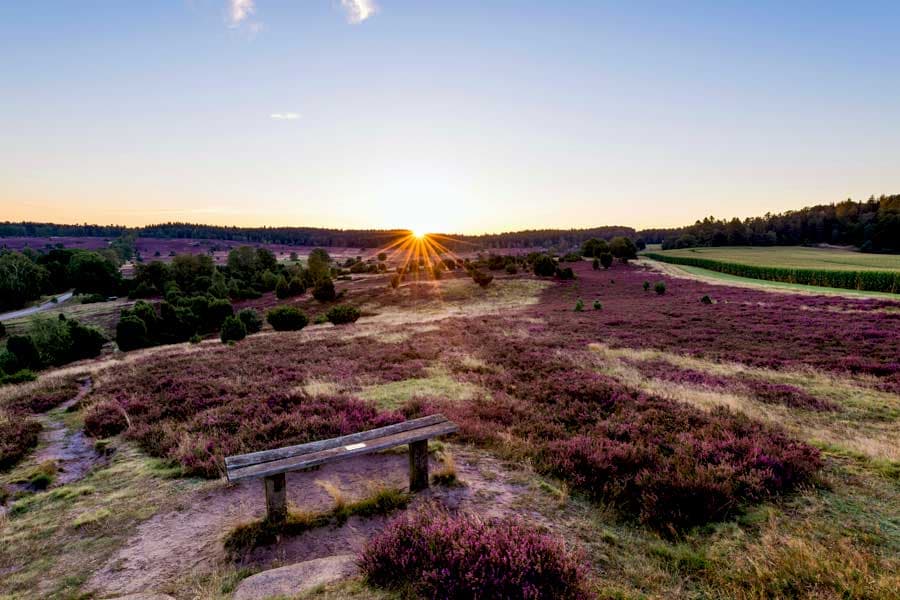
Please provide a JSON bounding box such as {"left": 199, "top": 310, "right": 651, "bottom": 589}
{"left": 270, "top": 112, "right": 300, "bottom": 120}
{"left": 228, "top": 0, "right": 255, "bottom": 26}
{"left": 340, "top": 0, "right": 379, "bottom": 24}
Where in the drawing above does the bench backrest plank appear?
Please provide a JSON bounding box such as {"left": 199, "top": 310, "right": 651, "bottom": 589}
{"left": 225, "top": 414, "right": 456, "bottom": 482}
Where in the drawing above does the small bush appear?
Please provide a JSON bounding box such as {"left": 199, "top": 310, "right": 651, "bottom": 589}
{"left": 654, "top": 281, "right": 667, "bottom": 295}
{"left": 592, "top": 258, "right": 599, "bottom": 270}
{"left": 533, "top": 254, "right": 557, "bottom": 277}
{"left": 326, "top": 305, "right": 361, "bottom": 325}
{"left": 701, "top": 295, "right": 712, "bottom": 304}
{"left": 0, "top": 369, "right": 38, "bottom": 385}
{"left": 116, "top": 315, "right": 149, "bottom": 352}
{"left": 574, "top": 299, "right": 584, "bottom": 312}
{"left": 0, "top": 350, "right": 20, "bottom": 375}
{"left": 237, "top": 308, "right": 263, "bottom": 334}
{"left": 361, "top": 504, "right": 592, "bottom": 600}
{"left": 207, "top": 298, "right": 234, "bottom": 330}
{"left": 84, "top": 400, "right": 129, "bottom": 438}
{"left": 593, "top": 300, "right": 602, "bottom": 310}
{"left": 556, "top": 267, "right": 576, "bottom": 280}
{"left": 643, "top": 281, "right": 650, "bottom": 292}
{"left": 599, "top": 252, "right": 613, "bottom": 269}
{"left": 471, "top": 270, "right": 494, "bottom": 288}
{"left": 312, "top": 277, "right": 336, "bottom": 302}
{"left": 266, "top": 306, "right": 309, "bottom": 331}
{"left": 7, "top": 335, "right": 41, "bottom": 369}
{"left": 505, "top": 263, "right": 518, "bottom": 275}
{"left": 390, "top": 274, "right": 401, "bottom": 289}
{"left": 220, "top": 316, "right": 247, "bottom": 344}
{"left": 189, "top": 334, "right": 202, "bottom": 344}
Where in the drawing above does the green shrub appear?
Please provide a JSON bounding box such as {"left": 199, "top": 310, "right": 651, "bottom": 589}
{"left": 80, "top": 293, "right": 107, "bottom": 304}
{"left": 593, "top": 300, "right": 602, "bottom": 310}
{"left": 66, "top": 319, "right": 106, "bottom": 360}
{"left": 267, "top": 306, "right": 309, "bottom": 331}
{"left": 326, "top": 305, "right": 361, "bottom": 325}
{"left": 312, "top": 277, "right": 336, "bottom": 302}
{"left": 654, "top": 281, "right": 667, "bottom": 295}
{"left": 0, "top": 350, "right": 20, "bottom": 375}
{"left": 237, "top": 309, "right": 263, "bottom": 334}
{"left": 701, "top": 295, "right": 712, "bottom": 304}
{"left": 643, "top": 281, "right": 650, "bottom": 292}
{"left": 0, "top": 369, "right": 37, "bottom": 385}
{"left": 116, "top": 315, "right": 149, "bottom": 351}
{"left": 189, "top": 334, "right": 202, "bottom": 344}
{"left": 556, "top": 267, "right": 576, "bottom": 280}
{"left": 207, "top": 299, "right": 234, "bottom": 330}
{"left": 599, "top": 253, "right": 613, "bottom": 269}
{"left": 471, "top": 270, "right": 494, "bottom": 288}
{"left": 591, "top": 258, "right": 599, "bottom": 270}
{"left": 7, "top": 335, "right": 40, "bottom": 370}
{"left": 505, "top": 263, "right": 518, "bottom": 275}
{"left": 574, "top": 299, "right": 584, "bottom": 312}
{"left": 220, "top": 316, "right": 247, "bottom": 344}
{"left": 390, "top": 274, "right": 401, "bottom": 289}
{"left": 533, "top": 254, "right": 557, "bottom": 277}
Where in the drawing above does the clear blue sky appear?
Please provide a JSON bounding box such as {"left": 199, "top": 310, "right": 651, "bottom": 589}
{"left": 2, "top": 1, "right": 898, "bottom": 233}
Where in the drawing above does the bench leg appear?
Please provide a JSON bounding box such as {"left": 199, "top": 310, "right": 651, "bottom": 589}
{"left": 264, "top": 473, "right": 287, "bottom": 523}
{"left": 409, "top": 440, "right": 429, "bottom": 491}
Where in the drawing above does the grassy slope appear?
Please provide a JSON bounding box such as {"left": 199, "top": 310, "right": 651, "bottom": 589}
{"left": 652, "top": 246, "right": 900, "bottom": 271}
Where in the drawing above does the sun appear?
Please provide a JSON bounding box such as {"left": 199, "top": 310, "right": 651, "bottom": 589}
{"left": 411, "top": 229, "right": 427, "bottom": 240}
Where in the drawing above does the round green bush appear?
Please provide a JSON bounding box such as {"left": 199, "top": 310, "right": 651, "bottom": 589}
{"left": 593, "top": 300, "right": 602, "bottom": 310}
{"left": 237, "top": 308, "right": 263, "bottom": 334}
{"left": 326, "top": 305, "right": 361, "bottom": 325}
{"left": 654, "top": 281, "right": 667, "bottom": 295}
{"left": 574, "top": 299, "right": 584, "bottom": 312}
{"left": 532, "top": 254, "right": 557, "bottom": 277}
{"left": 701, "top": 295, "right": 712, "bottom": 304}
{"left": 7, "top": 335, "right": 40, "bottom": 369}
{"left": 312, "top": 277, "right": 336, "bottom": 302}
{"left": 599, "top": 252, "right": 613, "bottom": 269}
{"left": 115, "top": 315, "right": 149, "bottom": 352}
{"left": 220, "top": 315, "right": 247, "bottom": 344}
{"left": 266, "top": 306, "right": 309, "bottom": 331}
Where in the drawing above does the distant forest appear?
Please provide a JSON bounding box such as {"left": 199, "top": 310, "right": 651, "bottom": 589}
{"left": 1, "top": 194, "right": 897, "bottom": 252}
{"left": 641, "top": 195, "right": 899, "bottom": 252}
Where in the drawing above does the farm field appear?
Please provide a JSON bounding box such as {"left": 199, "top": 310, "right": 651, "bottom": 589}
{"left": 644, "top": 246, "right": 900, "bottom": 294}
{"left": 649, "top": 246, "right": 900, "bottom": 271}
{"left": 1, "top": 260, "right": 898, "bottom": 599}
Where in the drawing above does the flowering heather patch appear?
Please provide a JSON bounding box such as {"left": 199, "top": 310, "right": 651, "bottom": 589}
{"left": 621, "top": 358, "right": 840, "bottom": 412}
{"left": 0, "top": 376, "right": 80, "bottom": 414}
{"left": 0, "top": 409, "right": 42, "bottom": 470}
{"left": 533, "top": 262, "right": 900, "bottom": 392}
{"left": 360, "top": 503, "right": 592, "bottom": 600}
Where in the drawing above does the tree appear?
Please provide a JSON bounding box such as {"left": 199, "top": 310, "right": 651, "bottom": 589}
{"left": 237, "top": 308, "right": 263, "bottom": 334}
{"left": 0, "top": 251, "right": 48, "bottom": 310}
{"left": 67, "top": 251, "right": 121, "bottom": 295}
{"left": 116, "top": 316, "right": 149, "bottom": 351}
{"left": 307, "top": 248, "right": 331, "bottom": 279}
{"left": 599, "top": 253, "right": 613, "bottom": 269}
{"left": 581, "top": 238, "right": 609, "bottom": 258}
{"left": 609, "top": 237, "right": 637, "bottom": 261}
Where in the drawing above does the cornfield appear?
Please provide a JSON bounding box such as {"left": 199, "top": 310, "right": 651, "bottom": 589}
{"left": 644, "top": 253, "right": 900, "bottom": 294}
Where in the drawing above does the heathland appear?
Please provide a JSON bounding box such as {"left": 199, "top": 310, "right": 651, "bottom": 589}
{"left": 0, "top": 241, "right": 897, "bottom": 599}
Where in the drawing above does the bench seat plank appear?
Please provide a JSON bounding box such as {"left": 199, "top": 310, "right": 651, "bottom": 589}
{"left": 225, "top": 413, "right": 449, "bottom": 471}
{"left": 226, "top": 420, "right": 458, "bottom": 482}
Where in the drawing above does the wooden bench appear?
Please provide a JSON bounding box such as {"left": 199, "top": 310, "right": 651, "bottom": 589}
{"left": 225, "top": 414, "right": 458, "bottom": 523}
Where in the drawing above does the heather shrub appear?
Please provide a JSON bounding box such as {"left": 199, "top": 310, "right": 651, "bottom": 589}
{"left": 266, "top": 306, "right": 309, "bottom": 331}
{"left": 542, "top": 405, "right": 822, "bottom": 531}
{"left": 0, "top": 410, "right": 42, "bottom": 470}
{"left": 326, "top": 305, "right": 361, "bottom": 325}
{"left": 237, "top": 308, "right": 263, "bottom": 334}
{"left": 654, "top": 281, "right": 666, "bottom": 295}
{"left": 84, "top": 400, "right": 129, "bottom": 438}
{"left": 361, "top": 504, "right": 591, "bottom": 600}
{"left": 533, "top": 254, "right": 557, "bottom": 277}
{"left": 312, "top": 277, "right": 336, "bottom": 302}
{"left": 574, "top": 299, "right": 584, "bottom": 312}
{"left": 220, "top": 316, "right": 247, "bottom": 344}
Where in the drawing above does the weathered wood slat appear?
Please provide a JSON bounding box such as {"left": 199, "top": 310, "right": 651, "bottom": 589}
{"left": 227, "top": 421, "right": 458, "bottom": 482}
{"left": 225, "top": 413, "right": 449, "bottom": 470}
